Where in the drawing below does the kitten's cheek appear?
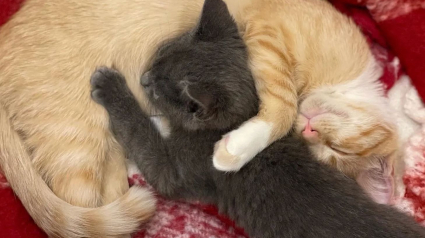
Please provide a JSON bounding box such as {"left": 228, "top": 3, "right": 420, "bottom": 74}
{"left": 153, "top": 91, "right": 159, "bottom": 100}
{"left": 143, "top": 87, "right": 158, "bottom": 101}
{"left": 143, "top": 87, "right": 152, "bottom": 96}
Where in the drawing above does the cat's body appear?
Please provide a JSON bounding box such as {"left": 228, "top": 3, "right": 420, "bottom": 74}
{"left": 212, "top": 0, "right": 400, "bottom": 204}
{"left": 90, "top": 1, "right": 425, "bottom": 237}
{"left": 0, "top": 0, "right": 399, "bottom": 235}
{"left": 0, "top": 0, "right": 205, "bottom": 236}
{"left": 213, "top": 0, "right": 402, "bottom": 203}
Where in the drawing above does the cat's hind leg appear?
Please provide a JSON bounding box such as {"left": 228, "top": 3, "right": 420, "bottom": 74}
{"left": 100, "top": 137, "right": 142, "bottom": 238}
{"left": 25, "top": 78, "right": 128, "bottom": 208}
{"left": 39, "top": 136, "right": 108, "bottom": 207}
{"left": 101, "top": 139, "right": 130, "bottom": 204}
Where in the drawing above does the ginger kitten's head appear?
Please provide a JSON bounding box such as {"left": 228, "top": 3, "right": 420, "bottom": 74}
{"left": 295, "top": 83, "right": 400, "bottom": 204}
{"left": 141, "top": 0, "right": 258, "bottom": 131}
{"left": 296, "top": 92, "right": 396, "bottom": 170}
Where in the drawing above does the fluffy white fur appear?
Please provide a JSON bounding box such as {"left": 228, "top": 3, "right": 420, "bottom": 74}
{"left": 298, "top": 58, "right": 400, "bottom": 204}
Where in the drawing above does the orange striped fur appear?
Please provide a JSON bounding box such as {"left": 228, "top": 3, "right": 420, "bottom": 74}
{"left": 213, "top": 0, "right": 400, "bottom": 204}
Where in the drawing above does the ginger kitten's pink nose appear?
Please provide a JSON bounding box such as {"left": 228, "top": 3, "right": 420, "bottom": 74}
{"left": 302, "top": 121, "right": 319, "bottom": 143}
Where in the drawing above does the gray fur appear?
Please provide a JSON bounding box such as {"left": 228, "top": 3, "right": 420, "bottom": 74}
{"left": 90, "top": 0, "right": 425, "bottom": 237}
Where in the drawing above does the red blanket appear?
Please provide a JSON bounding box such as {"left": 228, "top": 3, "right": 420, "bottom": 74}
{"left": 0, "top": 0, "right": 424, "bottom": 237}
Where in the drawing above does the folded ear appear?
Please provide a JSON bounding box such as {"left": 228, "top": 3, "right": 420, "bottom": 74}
{"left": 181, "top": 81, "right": 215, "bottom": 120}
{"left": 195, "top": 0, "right": 239, "bottom": 41}
{"left": 356, "top": 157, "right": 395, "bottom": 205}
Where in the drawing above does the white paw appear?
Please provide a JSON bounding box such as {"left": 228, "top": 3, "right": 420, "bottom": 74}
{"left": 212, "top": 120, "right": 271, "bottom": 171}
{"left": 126, "top": 159, "right": 141, "bottom": 178}
{"left": 150, "top": 115, "right": 171, "bottom": 138}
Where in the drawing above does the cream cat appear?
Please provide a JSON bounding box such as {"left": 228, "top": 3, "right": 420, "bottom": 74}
{"left": 213, "top": 0, "right": 400, "bottom": 203}
{"left": 0, "top": 0, "right": 205, "bottom": 237}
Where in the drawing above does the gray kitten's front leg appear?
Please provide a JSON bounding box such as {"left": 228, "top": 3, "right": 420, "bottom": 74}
{"left": 90, "top": 67, "right": 184, "bottom": 198}
{"left": 90, "top": 67, "right": 139, "bottom": 121}
{"left": 90, "top": 66, "right": 151, "bottom": 145}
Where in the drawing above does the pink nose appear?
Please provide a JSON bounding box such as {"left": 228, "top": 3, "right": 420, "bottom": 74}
{"left": 302, "top": 121, "right": 319, "bottom": 142}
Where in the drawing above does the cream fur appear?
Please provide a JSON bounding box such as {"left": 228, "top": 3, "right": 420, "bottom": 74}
{"left": 0, "top": 0, "right": 204, "bottom": 236}
{"left": 0, "top": 103, "right": 156, "bottom": 237}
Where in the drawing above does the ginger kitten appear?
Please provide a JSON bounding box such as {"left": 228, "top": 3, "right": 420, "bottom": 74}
{"left": 0, "top": 0, "right": 205, "bottom": 236}
{"left": 295, "top": 69, "right": 400, "bottom": 204}
{"left": 212, "top": 0, "right": 400, "bottom": 204}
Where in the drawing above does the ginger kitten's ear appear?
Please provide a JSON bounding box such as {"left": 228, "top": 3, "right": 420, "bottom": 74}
{"left": 195, "top": 0, "right": 239, "bottom": 41}
{"left": 356, "top": 157, "right": 395, "bottom": 205}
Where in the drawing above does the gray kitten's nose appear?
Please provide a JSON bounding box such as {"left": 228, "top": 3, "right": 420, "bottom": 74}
{"left": 141, "top": 71, "right": 151, "bottom": 88}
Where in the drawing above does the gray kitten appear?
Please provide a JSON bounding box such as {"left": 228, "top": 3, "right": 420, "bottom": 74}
{"left": 90, "top": 0, "right": 425, "bottom": 237}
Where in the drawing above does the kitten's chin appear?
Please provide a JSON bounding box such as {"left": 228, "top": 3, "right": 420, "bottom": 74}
{"left": 184, "top": 123, "right": 202, "bottom": 131}
{"left": 180, "top": 117, "right": 205, "bottom": 131}
{"left": 302, "top": 133, "right": 320, "bottom": 144}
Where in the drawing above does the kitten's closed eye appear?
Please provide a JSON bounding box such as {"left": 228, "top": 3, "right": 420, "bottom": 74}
{"left": 328, "top": 144, "right": 352, "bottom": 156}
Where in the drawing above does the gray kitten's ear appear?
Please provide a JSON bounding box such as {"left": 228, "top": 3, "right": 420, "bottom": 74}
{"left": 195, "top": 0, "right": 239, "bottom": 41}
{"left": 181, "top": 81, "right": 215, "bottom": 120}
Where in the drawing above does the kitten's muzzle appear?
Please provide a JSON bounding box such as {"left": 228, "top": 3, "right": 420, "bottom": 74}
{"left": 141, "top": 71, "right": 152, "bottom": 88}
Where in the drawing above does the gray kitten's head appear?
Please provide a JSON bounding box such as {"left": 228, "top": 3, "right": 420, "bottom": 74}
{"left": 141, "top": 0, "right": 258, "bottom": 131}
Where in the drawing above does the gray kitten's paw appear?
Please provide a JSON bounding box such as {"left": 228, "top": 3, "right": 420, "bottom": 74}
{"left": 90, "top": 66, "right": 128, "bottom": 106}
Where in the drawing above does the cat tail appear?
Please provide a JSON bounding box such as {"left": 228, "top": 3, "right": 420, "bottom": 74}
{"left": 0, "top": 103, "right": 156, "bottom": 238}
